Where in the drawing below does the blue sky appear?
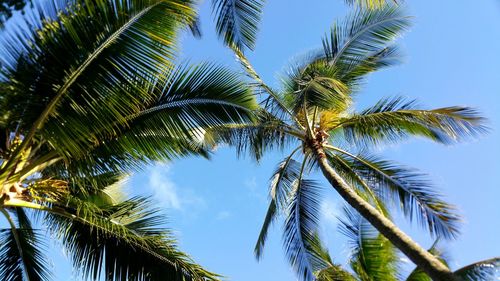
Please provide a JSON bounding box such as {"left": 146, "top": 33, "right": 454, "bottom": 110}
{"left": 3, "top": 0, "right": 500, "bottom": 280}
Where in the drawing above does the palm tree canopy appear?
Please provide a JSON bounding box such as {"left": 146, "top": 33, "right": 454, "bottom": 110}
{"left": 210, "top": 6, "right": 486, "bottom": 280}
{"left": 0, "top": 0, "right": 257, "bottom": 279}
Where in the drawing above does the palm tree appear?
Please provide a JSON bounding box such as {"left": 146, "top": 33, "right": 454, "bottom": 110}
{"left": 315, "top": 207, "right": 499, "bottom": 281}
{"left": 0, "top": 0, "right": 257, "bottom": 279}
{"left": 209, "top": 6, "right": 486, "bottom": 281}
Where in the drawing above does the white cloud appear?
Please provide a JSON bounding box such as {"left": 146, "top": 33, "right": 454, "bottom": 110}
{"left": 149, "top": 164, "right": 182, "bottom": 210}
{"left": 321, "top": 199, "right": 341, "bottom": 228}
{"left": 244, "top": 176, "right": 266, "bottom": 202}
{"left": 216, "top": 211, "right": 232, "bottom": 220}
{"left": 244, "top": 177, "right": 258, "bottom": 191}
{"left": 147, "top": 164, "right": 206, "bottom": 213}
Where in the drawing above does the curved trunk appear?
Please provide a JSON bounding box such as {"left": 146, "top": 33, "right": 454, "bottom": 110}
{"left": 314, "top": 146, "right": 457, "bottom": 281}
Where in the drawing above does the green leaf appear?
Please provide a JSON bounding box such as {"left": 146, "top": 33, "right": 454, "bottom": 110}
{"left": 334, "top": 150, "right": 461, "bottom": 239}
{"left": 0, "top": 209, "right": 51, "bottom": 281}
{"left": 338, "top": 96, "right": 486, "bottom": 146}
{"left": 212, "top": 0, "right": 264, "bottom": 50}
{"left": 211, "top": 109, "right": 299, "bottom": 162}
{"left": 322, "top": 6, "right": 410, "bottom": 67}
{"left": 283, "top": 60, "right": 352, "bottom": 113}
{"left": 316, "top": 264, "right": 357, "bottom": 281}
{"left": 345, "top": 0, "right": 399, "bottom": 10}
{"left": 1, "top": 0, "right": 198, "bottom": 156}
{"left": 338, "top": 206, "right": 399, "bottom": 281}
{"left": 453, "top": 258, "right": 499, "bottom": 281}
{"left": 40, "top": 62, "right": 257, "bottom": 174}
{"left": 255, "top": 154, "right": 302, "bottom": 259}
{"left": 339, "top": 45, "right": 402, "bottom": 90}
{"left": 44, "top": 195, "right": 218, "bottom": 281}
{"left": 283, "top": 177, "right": 322, "bottom": 281}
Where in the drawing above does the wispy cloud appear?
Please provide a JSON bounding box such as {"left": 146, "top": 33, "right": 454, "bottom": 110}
{"left": 149, "top": 164, "right": 182, "bottom": 210}
{"left": 321, "top": 198, "right": 341, "bottom": 229}
{"left": 147, "top": 164, "right": 206, "bottom": 214}
{"left": 244, "top": 176, "right": 267, "bottom": 202}
{"left": 244, "top": 177, "right": 258, "bottom": 191}
{"left": 216, "top": 211, "right": 232, "bottom": 220}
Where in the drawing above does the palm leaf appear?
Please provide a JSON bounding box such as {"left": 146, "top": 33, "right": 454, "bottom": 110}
{"left": 339, "top": 45, "right": 402, "bottom": 90}
{"left": 283, "top": 60, "right": 352, "bottom": 113}
{"left": 338, "top": 206, "right": 399, "bottom": 281}
{"left": 210, "top": 109, "right": 299, "bottom": 162}
{"left": 322, "top": 6, "right": 410, "bottom": 69}
{"left": 0, "top": 0, "right": 198, "bottom": 158}
{"left": 212, "top": 0, "right": 264, "bottom": 51}
{"left": 330, "top": 149, "right": 460, "bottom": 239}
{"left": 316, "top": 264, "right": 357, "bottom": 281}
{"left": 283, "top": 177, "right": 323, "bottom": 281}
{"left": 255, "top": 154, "right": 302, "bottom": 259}
{"left": 44, "top": 194, "right": 218, "bottom": 281}
{"left": 0, "top": 208, "right": 51, "bottom": 281}
{"left": 345, "top": 0, "right": 399, "bottom": 9}
{"left": 453, "top": 258, "right": 499, "bottom": 281}
{"left": 337, "top": 96, "right": 486, "bottom": 146}
{"left": 28, "top": 62, "right": 257, "bottom": 178}
{"left": 56, "top": 62, "right": 257, "bottom": 173}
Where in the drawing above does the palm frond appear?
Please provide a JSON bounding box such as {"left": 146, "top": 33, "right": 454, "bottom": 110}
{"left": 0, "top": 208, "right": 51, "bottom": 281}
{"left": 316, "top": 264, "right": 358, "bottom": 281}
{"left": 210, "top": 109, "right": 300, "bottom": 162}
{"left": 283, "top": 60, "right": 352, "bottom": 113}
{"left": 283, "top": 177, "right": 323, "bottom": 281}
{"left": 337, "top": 96, "right": 486, "bottom": 146}
{"left": 44, "top": 195, "right": 218, "bottom": 281}
{"left": 339, "top": 45, "right": 402, "bottom": 90}
{"left": 0, "top": 0, "right": 198, "bottom": 157}
{"left": 453, "top": 258, "right": 499, "bottom": 281}
{"left": 66, "top": 171, "right": 125, "bottom": 196}
{"left": 233, "top": 46, "right": 296, "bottom": 121}
{"left": 143, "top": 62, "right": 258, "bottom": 137}
{"left": 212, "top": 0, "right": 264, "bottom": 51}
{"left": 345, "top": 0, "right": 399, "bottom": 9}
{"left": 322, "top": 6, "right": 409, "bottom": 69}
{"left": 338, "top": 206, "right": 399, "bottom": 281}
{"left": 309, "top": 233, "right": 335, "bottom": 269}
{"left": 325, "top": 151, "right": 390, "bottom": 216}
{"left": 40, "top": 62, "right": 257, "bottom": 174}
{"left": 331, "top": 149, "right": 460, "bottom": 239}
{"left": 255, "top": 153, "right": 302, "bottom": 259}
{"left": 280, "top": 6, "right": 410, "bottom": 113}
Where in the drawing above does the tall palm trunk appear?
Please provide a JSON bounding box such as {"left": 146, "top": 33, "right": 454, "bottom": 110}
{"left": 313, "top": 146, "right": 457, "bottom": 281}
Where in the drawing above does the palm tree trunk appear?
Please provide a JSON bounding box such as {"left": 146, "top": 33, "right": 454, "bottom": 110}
{"left": 313, "top": 146, "right": 457, "bottom": 281}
